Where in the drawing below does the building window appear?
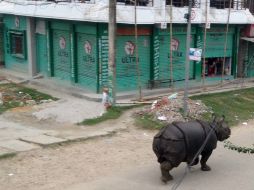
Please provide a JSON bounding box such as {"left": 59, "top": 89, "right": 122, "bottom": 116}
{"left": 166, "top": 0, "right": 200, "bottom": 8}
{"left": 210, "top": 0, "right": 233, "bottom": 9}
{"left": 9, "top": 31, "right": 26, "bottom": 59}
{"left": 117, "top": 0, "right": 153, "bottom": 6}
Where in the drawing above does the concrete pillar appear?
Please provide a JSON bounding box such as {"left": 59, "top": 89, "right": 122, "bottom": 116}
{"left": 0, "top": 22, "right": 4, "bottom": 66}
{"left": 27, "top": 17, "right": 37, "bottom": 77}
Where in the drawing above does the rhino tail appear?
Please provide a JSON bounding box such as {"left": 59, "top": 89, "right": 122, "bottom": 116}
{"left": 153, "top": 137, "right": 165, "bottom": 163}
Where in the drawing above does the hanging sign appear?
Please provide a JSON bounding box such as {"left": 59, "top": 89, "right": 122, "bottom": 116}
{"left": 189, "top": 48, "right": 202, "bottom": 61}
{"left": 84, "top": 40, "right": 92, "bottom": 54}
{"left": 15, "top": 16, "right": 20, "bottom": 28}
{"left": 160, "top": 22, "right": 167, "bottom": 29}
{"left": 59, "top": 36, "right": 66, "bottom": 49}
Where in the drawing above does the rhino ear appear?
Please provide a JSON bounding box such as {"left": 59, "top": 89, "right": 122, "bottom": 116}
{"left": 220, "top": 115, "right": 225, "bottom": 122}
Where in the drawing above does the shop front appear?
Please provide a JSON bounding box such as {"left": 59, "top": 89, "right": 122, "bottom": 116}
{"left": 115, "top": 27, "right": 151, "bottom": 91}
{"left": 35, "top": 19, "right": 48, "bottom": 75}
{"left": 51, "top": 22, "right": 72, "bottom": 81}
{"left": 240, "top": 25, "right": 254, "bottom": 78}
{"left": 3, "top": 15, "right": 28, "bottom": 73}
{"left": 156, "top": 26, "right": 195, "bottom": 82}
{"left": 247, "top": 42, "right": 254, "bottom": 77}
{"left": 76, "top": 23, "right": 98, "bottom": 92}
{"left": 197, "top": 25, "right": 236, "bottom": 78}
{"left": 98, "top": 25, "right": 152, "bottom": 92}
{"left": 0, "top": 21, "right": 4, "bottom": 66}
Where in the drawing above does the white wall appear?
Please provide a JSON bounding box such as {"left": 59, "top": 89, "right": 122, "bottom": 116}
{"left": 0, "top": 0, "right": 253, "bottom": 24}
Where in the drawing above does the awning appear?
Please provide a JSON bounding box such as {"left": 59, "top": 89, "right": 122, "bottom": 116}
{"left": 241, "top": 37, "right": 254, "bottom": 43}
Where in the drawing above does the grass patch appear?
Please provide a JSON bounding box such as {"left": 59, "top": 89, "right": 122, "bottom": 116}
{"left": 15, "top": 87, "right": 58, "bottom": 102}
{"left": 0, "top": 83, "right": 58, "bottom": 114}
{"left": 79, "top": 105, "right": 143, "bottom": 126}
{"left": 0, "top": 153, "right": 16, "bottom": 160}
{"left": 134, "top": 113, "right": 165, "bottom": 130}
{"left": 191, "top": 87, "right": 254, "bottom": 126}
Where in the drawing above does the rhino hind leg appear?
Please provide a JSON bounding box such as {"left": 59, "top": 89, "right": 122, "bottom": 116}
{"left": 200, "top": 150, "right": 212, "bottom": 171}
{"left": 160, "top": 161, "right": 173, "bottom": 183}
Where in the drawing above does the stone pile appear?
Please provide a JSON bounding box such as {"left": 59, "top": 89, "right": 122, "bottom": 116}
{"left": 137, "top": 94, "right": 210, "bottom": 124}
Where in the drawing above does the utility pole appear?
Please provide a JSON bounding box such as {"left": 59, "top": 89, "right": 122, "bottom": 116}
{"left": 108, "top": 0, "right": 116, "bottom": 105}
{"left": 134, "top": 0, "right": 142, "bottom": 101}
{"left": 183, "top": 0, "right": 192, "bottom": 117}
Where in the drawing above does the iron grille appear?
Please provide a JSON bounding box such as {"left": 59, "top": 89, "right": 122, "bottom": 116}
{"left": 166, "top": 0, "right": 201, "bottom": 8}
{"left": 117, "top": 0, "right": 153, "bottom": 6}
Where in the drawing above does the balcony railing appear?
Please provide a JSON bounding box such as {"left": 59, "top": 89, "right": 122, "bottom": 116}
{"left": 117, "top": 0, "right": 153, "bottom": 6}
{"left": 210, "top": 0, "right": 250, "bottom": 10}
{"left": 43, "top": 0, "right": 90, "bottom": 3}
{"left": 166, "top": 0, "right": 201, "bottom": 8}
{"left": 247, "top": 0, "right": 254, "bottom": 13}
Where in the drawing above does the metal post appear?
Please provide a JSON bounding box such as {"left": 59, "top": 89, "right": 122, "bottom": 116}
{"left": 27, "top": 17, "right": 37, "bottom": 77}
{"left": 108, "top": 0, "right": 116, "bottom": 105}
{"left": 135, "top": 0, "right": 142, "bottom": 101}
{"left": 202, "top": 0, "right": 208, "bottom": 88}
{"left": 183, "top": 0, "right": 192, "bottom": 117}
{"left": 170, "top": 1, "right": 174, "bottom": 87}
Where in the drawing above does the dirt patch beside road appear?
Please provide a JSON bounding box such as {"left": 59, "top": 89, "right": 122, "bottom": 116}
{"left": 0, "top": 112, "right": 157, "bottom": 190}
{"left": 0, "top": 111, "right": 254, "bottom": 190}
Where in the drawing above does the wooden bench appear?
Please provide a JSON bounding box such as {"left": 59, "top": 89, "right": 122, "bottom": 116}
{"left": 147, "top": 79, "right": 172, "bottom": 89}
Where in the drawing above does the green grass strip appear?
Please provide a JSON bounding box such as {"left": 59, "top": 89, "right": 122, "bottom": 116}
{"left": 134, "top": 113, "right": 164, "bottom": 130}
{"left": 79, "top": 105, "right": 142, "bottom": 126}
{"left": 191, "top": 87, "right": 254, "bottom": 126}
{"left": 0, "top": 153, "right": 16, "bottom": 160}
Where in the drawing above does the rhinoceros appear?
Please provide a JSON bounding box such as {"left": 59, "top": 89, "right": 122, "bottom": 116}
{"left": 152, "top": 115, "right": 231, "bottom": 183}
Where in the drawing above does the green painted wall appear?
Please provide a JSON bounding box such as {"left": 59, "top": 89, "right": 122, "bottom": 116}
{"left": 0, "top": 23, "right": 4, "bottom": 65}
{"left": 75, "top": 23, "right": 97, "bottom": 34}
{"left": 3, "top": 15, "right": 28, "bottom": 73}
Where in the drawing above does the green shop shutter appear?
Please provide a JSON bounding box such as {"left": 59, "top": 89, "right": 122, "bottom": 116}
{"left": 0, "top": 25, "right": 4, "bottom": 65}
{"left": 159, "top": 34, "right": 194, "bottom": 81}
{"left": 36, "top": 34, "right": 48, "bottom": 74}
{"left": 77, "top": 33, "right": 97, "bottom": 91}
{"left": 247, "top": 43, "right": 254, "bottom": 77}
{"left": 204, "top": 33, "right": 233, "bottom": 58}
{"left": 116, "top": 36, "right": 150, "bottom": 91}
{"left": 52, "top": 30, "right": 71, "bottom": 81}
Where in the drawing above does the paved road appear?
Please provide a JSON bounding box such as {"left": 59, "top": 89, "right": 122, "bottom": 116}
{"left": 66, "top": 126, "right": 254, "bottom": 190}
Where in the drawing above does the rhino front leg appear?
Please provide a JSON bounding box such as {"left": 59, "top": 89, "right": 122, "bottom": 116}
{"left": 160, "top": 161, "right": 173, "bottom": 183}
{"left": 200, "top": 150, "right": 213, "bottom": 171}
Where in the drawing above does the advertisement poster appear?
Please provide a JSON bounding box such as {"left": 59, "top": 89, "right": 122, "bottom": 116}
{"left": 189, "top": 48, "right": 202, "bottom": 61}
